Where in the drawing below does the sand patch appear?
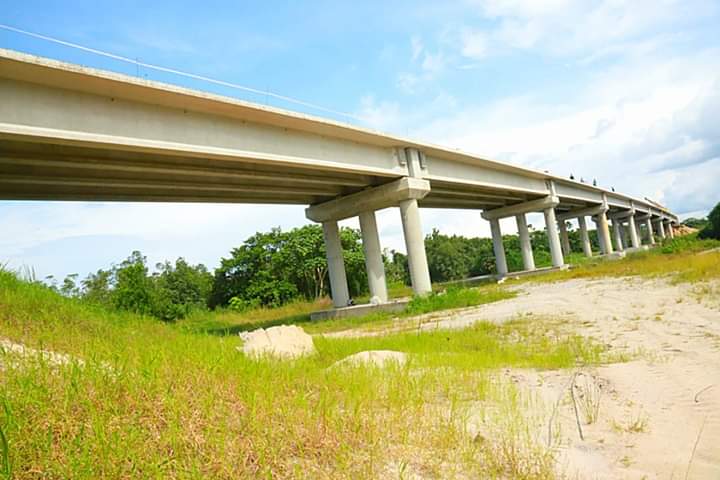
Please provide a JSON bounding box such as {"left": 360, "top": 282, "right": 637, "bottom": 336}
{"left": 238, "top": 324, "right": 316, "bottom": 359}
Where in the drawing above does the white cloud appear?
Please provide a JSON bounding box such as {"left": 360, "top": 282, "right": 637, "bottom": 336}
{"left": 460, "top": 28, "right": 489, "bottom": 59}
{"left": 466, "top": 0, "right": 717, "bottom": 57}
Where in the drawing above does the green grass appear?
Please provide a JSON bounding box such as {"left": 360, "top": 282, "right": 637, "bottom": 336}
{"left": 0, "top": 268, "right": 605, "bottom": 479}
{"left": 180, "top": 284, "right": 516, "bottom": 336}
{"left": 515, "top": 234, "right": 720, "bottom": 285}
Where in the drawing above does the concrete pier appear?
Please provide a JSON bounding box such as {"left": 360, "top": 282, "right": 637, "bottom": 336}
{"left": 665, "top": 221, "right": 675, "bottom": 239}
{"left": 612, "top": 219, "right": 624, "bottom": 252}
{"left": 578, "top": 216, "right": 592, "bottom": 257}
{"left": 656, "top": 219, "right": 666, "bottom": 239}
{"left": 400, "top": 198, "right": 432, "bottom": 295}
{"left": 596, "top": 211, "right": 613, "bottom": 255}
{"left": 628, "top": 214, "right": 640, "bottom": 248}
{"left": 645, "top": 218, "right": 655, "bottom": 245}
{"left": 558, "top": 219, "right": 571, "bottom": 255}
{"left": 322, "top": 220, "right": 350, "bottom": 307}
{"left": 544, "top": 208, "right": 565, "bottom": 267}
{"left": 358, "top": 210, "right": 388, "bottom": 303}
{"left": 516, "top": 213, "right": 536, "bottom": 270}
{"left": 490, "top": 218, "right": 509, "bottom": 275}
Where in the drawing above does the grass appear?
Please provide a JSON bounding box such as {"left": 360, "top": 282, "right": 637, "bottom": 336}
{"left": 0, "top": 268, "right": 606, "bottom": 479}
{"left": 514, "top": 234, "right": 720, "bottom": 285}
{"left": 181, "top": 284, "right": 516, "bottom": 336}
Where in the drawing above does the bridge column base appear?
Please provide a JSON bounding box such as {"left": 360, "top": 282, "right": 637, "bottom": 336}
{"left": 516, "top": 213, "right": 535, "bottom": 271}
{"left": 628, "top": 214, "right": 640, "bottom": 248}
{"left": 544, "top": 207, "right": 565, "bottom": 268}
{"left": 612, "top": 219, "right": 624, "bottom": 252}
{"left": 489, "top": 218, "right": 508, "bottom": 276}
{"left": 400, "top": 198, "right": 432, "bottom": 296}
{"left": 322, "top": 220, "right": 350, "bottom": 308}
{"left": 596, "top": 211, "right": 613, "bottom": 255}
{"left": 558, "top": 219, "right": 571, "bottom": 256}
{"left": 359, "top": 210, "right": 388, "bottom": 304}
{"left": 578, "top": 216, "right": 593, "bottom": 257}
{"left": 646, "top": 218, "right": 655, "bottom": 245}
{"left": 656, "top": 219, "right": 666, "bottom": 239}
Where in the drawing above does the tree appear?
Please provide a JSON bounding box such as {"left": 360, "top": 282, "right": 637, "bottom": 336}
{"left": 81, "top": 269, "right": 113, "bottom": 307}
{"left": 112, "top": 251, "right": 153, "bottom": 314}
{"left": 699, "top": 202, "right": 720, "bottom": 240}
{"left": 210, "top": 225, "right": 368, "bottom": 308}
{"left": 60, "top": 273, "right": 80, "bottom": 297}
{"left": 152, "top": 258, "right": 213, "bottom": 321}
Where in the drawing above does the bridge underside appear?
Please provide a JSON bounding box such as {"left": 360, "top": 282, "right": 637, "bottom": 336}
{"left": 0, "top": 137, "right": 557, "bottom": 210}
{"left": 3, "top": 137, "right": 620, "bottom": 214}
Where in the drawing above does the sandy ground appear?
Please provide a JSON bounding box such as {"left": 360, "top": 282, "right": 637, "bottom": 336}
{"left": 333, "top": 277, "right": 720, "bottom": 479}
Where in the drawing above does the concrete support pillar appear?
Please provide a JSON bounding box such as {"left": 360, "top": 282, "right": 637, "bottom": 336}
{"left": 399, "top": 199, "right": 432, "bottom": 296}
{"left": 628, "top": 214, "right": 640, "bottom": 248}
{"left": 578, "top": 216, "right": 592, "bottom": 257}
{"left": 322, "top": 221, "right": 350, "bottom": 308}
{"left": 666, "top": 221, "right": 675, "bottom": 239}
{"left": 656, "top": 220, "right": 666, "bottom": 239}
{"left": 358, "top": 211, "right": 388, "bottom": 304}
{"left": 635, "top": 217, "right": 645, "bottom": 245}
{"left": 619, "top": 223, "right": 628, "bottom": 249}
{"left": 489, "top": 218, "right": 508, "bottom": 276}
{"left": 594, "top": 217, "right": 606, "bottom": 253}
{"left": 645, "top": 218, "right": 655, "bottom": 245}
{"left": 596, "top": 211, "right": 613, "bottom": 255}
{"left": 558, "top": 220, "right": 571, "bottom": 255}
{"left": 612, "top": 219, "right": 624, "bottom": 252}
{"left": 515, "top": 214, "right": 535, "bottom": 271}
{"left": 544, "top": 208, "right": 564, "bottom": 267}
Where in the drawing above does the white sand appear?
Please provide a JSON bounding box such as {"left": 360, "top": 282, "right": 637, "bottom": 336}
{"left": 327, "top": 276, "right": 720, "bottom": 478}
{"left": 332, "top": 350, "right": 407, "bottom": 368}
{"left": 238, "top": 324, "right": 316, "bottom": 359}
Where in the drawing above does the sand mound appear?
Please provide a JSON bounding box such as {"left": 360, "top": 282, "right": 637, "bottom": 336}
{"left": 332, "top": 350, "right": 407, "bottom": 368}
{"left": 238, "top": 325, "right": 315, "bottom": 359}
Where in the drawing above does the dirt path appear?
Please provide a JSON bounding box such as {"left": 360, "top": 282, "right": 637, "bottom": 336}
{"left": 332, "top": 277, "right": 720, "bottom": 478}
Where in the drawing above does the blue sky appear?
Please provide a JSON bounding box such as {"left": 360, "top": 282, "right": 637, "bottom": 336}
{"left": 2, "top": 0, "right": 720, "bottom": 281}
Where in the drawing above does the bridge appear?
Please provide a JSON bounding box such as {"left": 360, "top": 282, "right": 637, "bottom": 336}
{"left": 0, "top": 49, "right": 679, "bottom": 311}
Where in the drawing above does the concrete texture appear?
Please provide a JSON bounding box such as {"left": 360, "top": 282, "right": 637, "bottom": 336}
{"left": 310, "top": 300, "right": 408, "bottom": 321}
{"left": 322, "top": 221, "right": 350, "bottom": 308}
{"left": 359, "top": 210, "right": 388, "bottom": 304}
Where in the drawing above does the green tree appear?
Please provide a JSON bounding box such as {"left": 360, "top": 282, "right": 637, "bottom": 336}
{"left": 152, "top": 258, "right": 213, "bottom": 321}
{"left": 81, "top": 269, "right": 113, "bottom": 307}
{"left": 112, "top": 251, "right": 153, "bottom": 314}
{"left": 699, "top": 202, "right": 720, "bottom": 240}
{"left": 60, "top": 273, "right": 80, "bottom": 297}
{"left": 211, "top": 225, "right": 368, "bottom": 308}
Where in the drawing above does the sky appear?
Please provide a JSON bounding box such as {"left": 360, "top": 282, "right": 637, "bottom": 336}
{"left": 2, "top": 0, "right": 719, "bottom": 282}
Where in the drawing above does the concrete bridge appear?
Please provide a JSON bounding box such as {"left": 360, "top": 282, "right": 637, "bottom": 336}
{"left": 0, "top": 49, "right": 679, "bottom": 310}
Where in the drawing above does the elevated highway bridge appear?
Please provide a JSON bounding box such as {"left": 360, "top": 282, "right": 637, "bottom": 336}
{"left": 0, "top": 49, "right": 679, "bottom": 309}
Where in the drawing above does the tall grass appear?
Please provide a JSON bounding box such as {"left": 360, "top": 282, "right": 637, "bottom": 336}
{"left": 0, "top": 268, "right": 604, "bottom": 478}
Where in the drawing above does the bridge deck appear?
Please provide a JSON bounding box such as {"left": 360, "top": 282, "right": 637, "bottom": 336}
{"left": 0, "top": 48, "right": 676, "bottom": 221}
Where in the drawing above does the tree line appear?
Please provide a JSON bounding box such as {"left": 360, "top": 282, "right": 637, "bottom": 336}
{"left": 49, "top": 201, "right": 719, "bottom": 321}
